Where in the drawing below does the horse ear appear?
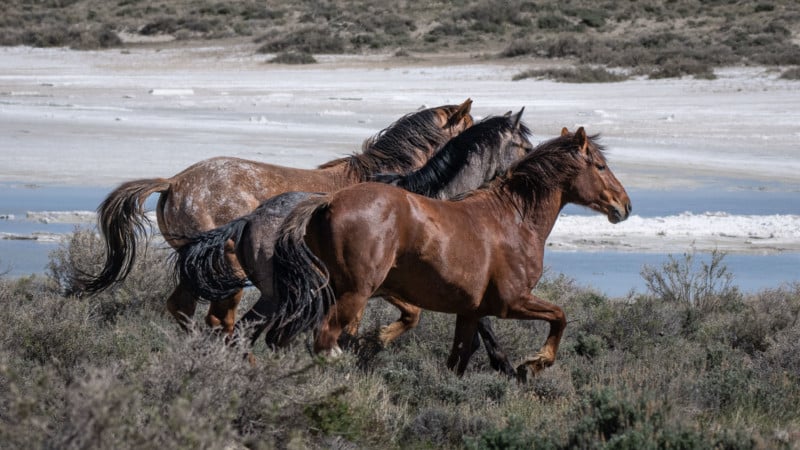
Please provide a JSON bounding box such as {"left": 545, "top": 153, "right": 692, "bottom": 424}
{"left": 512, "top": 107, "right": 525, "bottom": 129}
{"left": 575, "top": 126, "right": 588, "bottom": 153}
{"left": 447, "top": 98, "right": 473, "bottom": 126}
{"left": 561, "top": 127, "right": 570, "bottom": 136}
{"left": 503, "top": 110, "right": 512, "bottom": 117}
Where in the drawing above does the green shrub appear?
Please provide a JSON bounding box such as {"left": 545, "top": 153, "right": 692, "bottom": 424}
{"left": 465, "top": 416, "right": 533, "bottom": 450}
{"left": 48, "top": 227, "right": 174, "bottom": 323}
{"left": 304, "top": 388, "right": 357, "bottom": 438}
{"left": 513, "top": 65, "right": 628, "bottom": 82}
{"left": 256, "top": 26, "right": 346, "bottom": 54}
{"left": 269, "top": 51, "right": 317, "bottom": 64}
{"left": 649, "top": 57, "right": 717, "bottom": 80}
{"left": 780, "top": 67, "right": 800, "bottom": 79}
{"left": 537, "top": 14, "right": 574, "bottom": 31}
{"left": 640, "top": 249, "right": 739, "bottom": 311}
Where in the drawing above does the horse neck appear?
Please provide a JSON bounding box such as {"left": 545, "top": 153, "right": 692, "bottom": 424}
{"left": 315, "top": 158, "right": 372, "bottom": 186}
{"left": 491, "top": 182, "right": 567, "bottom": 248}
{"left": 433, "top": 152, "right": 498, "bottom": 199}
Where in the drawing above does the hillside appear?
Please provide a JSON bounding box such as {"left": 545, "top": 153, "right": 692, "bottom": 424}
{"left": 2, "top": 0, "right": 800, "bottom": 78}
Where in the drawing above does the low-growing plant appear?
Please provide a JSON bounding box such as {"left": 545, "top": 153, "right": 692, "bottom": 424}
{"left": 780, "top": 67, "right": 800, "bottom": 80}
{"left": 640, "top": 248, "right": 739, "bottom": 311}
{"left": 256, "top": 26, "right": 346, "bottom": 54}
{"left": 269, "top": 51, "right": 316, "bottom": 64}
{"left": 47, "top": 226, "right": 174, "bottom": 321}
{"left": 513, "top": 65, "right": 627, "bottom": 82}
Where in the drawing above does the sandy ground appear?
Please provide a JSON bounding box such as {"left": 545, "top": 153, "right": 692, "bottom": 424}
{"left": 1, "top": 43, "right": 799, "bottom": 255}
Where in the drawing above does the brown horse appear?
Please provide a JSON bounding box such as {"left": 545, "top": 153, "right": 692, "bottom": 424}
{"left": 79, "top": 100, "right": 474, "bottom": 333}
{"left": 269, "top": 127, "right": 631, "bottom": 378}
{"left": 175, "top": 111, "right": 533, "bottom": 375}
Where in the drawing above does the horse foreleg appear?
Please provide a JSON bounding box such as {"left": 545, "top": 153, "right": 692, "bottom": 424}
{"left": 476, "top": 317, "right": 516, "bottom": 378}
{"left": 206, "top": 289, "right": 243, "bottom": 337}
{"left": 166, "top": 283, "right": 198, "bottom": 332}
{"left": 377, "top": 296, "right": 422, "bottom": 347}
{"left": 504, "top": 292, "right": 566, "bottom": 381}
{"left": 446, "top": 315, "right": 480, "bottom": 376}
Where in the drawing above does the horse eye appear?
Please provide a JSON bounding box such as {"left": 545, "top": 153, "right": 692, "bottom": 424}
{"left": 596, "top": 164, "right": 607, "bottom": 171}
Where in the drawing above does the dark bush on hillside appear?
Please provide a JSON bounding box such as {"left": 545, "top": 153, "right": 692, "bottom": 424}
{"left": 269, "top": 51, "right": 317, "bottom": 64}
{"left": 567, "top": 8, "right": 607, "bottom": 28}
{"left": 780, "top": 67, "right": 800, "bottom": 80}
{"left": 513, "top": 65, "right": 627, "bottom": 82}
{"left": 256, "top": 26, "right": 346, "bottom": 54}
{"left": 537, "top": 14, "right": 574, "bottom": 31}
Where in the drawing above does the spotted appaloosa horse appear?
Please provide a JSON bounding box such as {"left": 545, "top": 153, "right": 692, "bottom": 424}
{"left": 78, "top": 100, "right": 474, "bottom": 334}
{"left": 269, "top": 127, "right": 631, "bottom": 379}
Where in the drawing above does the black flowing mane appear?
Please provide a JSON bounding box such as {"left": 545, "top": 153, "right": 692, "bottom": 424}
{"left": 372, "top": 115, "right": 532, "bottom": 198}
{"left": 318, "top": 105, "right": 464, "bottom": 181}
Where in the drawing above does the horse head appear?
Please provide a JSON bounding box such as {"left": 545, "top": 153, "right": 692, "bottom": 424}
{"left": 561, "top": 127, "right": 631, "bottom": 223}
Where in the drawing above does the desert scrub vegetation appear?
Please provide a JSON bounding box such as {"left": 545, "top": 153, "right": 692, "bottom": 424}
{"left": 512, "top": 65, "right": 627, "bottom": 83}
{"left": 1, "top": 231, "right": 799, "bottom": 448}
{"left": 780, "top": 67, "right": 800, "bottom": 80}
{"left": 268, "top": 51, "right": 317, "bottom": 65}
{"left": 2, "top": 1, "right": 800, "bottom": 79}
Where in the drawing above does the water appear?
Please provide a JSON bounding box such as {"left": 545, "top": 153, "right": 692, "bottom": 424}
{"left": 544, "top": 251, "right": 799, "bottom": 298}
{"left": 1, "top": 182, "right": 798, "bottom": 296}
{"left": 562, "top": 180, "right": 800, "bottom": 217}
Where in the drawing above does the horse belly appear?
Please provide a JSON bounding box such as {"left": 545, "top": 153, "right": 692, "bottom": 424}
{"left": 379, "top": 258, "right": 485, "bottom": 315}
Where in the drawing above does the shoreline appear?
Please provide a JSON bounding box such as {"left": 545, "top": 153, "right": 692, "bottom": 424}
{"left": 1, "top": 45, "right": 799, "bottom": 190}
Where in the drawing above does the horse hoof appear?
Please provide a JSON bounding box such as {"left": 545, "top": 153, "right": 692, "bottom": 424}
{"left": 321, "top": 345, "right": 343, "bottom": 359}
{"left": 515, "top": 363, "right": 531, "bottom": 383}
{"left": 515, "top": 355, "right": 552, "bottom": 382}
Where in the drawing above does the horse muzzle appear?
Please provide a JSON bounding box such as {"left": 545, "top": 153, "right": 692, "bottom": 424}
{"left": 607, "top": 201, "right": 631, "bottom": 224}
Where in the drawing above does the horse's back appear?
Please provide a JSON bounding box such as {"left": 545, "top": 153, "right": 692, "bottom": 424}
{"left": 159, "top": 157, "right": 338, "bottom": 242}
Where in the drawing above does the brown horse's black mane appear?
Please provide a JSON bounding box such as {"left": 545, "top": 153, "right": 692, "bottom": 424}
{"left": 497, "top": 132, "right": 606, "bottom": 213}
{"left": 318, "top": 106, "right": 458, "bottom": 180}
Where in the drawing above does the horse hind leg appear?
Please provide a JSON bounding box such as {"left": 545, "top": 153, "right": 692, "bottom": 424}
{"left": 166, "top": 282, "right": 199, "bottom": 331}
{"left": 314, "top": 290, "right": 371, "bottom": 358}
{"left": 205, "top": 289, "right": 243, "bottom": 338}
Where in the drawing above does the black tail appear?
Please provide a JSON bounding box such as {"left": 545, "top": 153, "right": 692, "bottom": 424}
{"left": 77, "top": 178, "right": 170, "bottom": 296}
{"left": 175, "top": 217, "right": 250, "bottom": 301}
{"left": 268, "top": 196, "right": 336, "bottom": 347}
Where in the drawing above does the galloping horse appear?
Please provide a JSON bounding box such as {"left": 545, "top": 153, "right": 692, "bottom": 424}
{"left": 268, "top": 127, "right": 631, "bottom": 378}
{"left": 79, "top": 100, "right": 474, "bottom": 333}
{"left": 175, "top": 111, "right": 533, "bottom": 375}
